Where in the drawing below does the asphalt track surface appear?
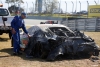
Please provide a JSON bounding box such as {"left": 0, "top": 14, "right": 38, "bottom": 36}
{"left": 24, "top": 19, "right": 48, "bottom": 26}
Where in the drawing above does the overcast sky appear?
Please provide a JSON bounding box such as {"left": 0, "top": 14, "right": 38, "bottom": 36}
{"left": 0, "top": 0, "right": 99, "bottom": 13}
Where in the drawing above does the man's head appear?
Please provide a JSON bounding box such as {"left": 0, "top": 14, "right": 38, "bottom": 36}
{"left": 21, "top": 12, "right": 26, "bottom": 19}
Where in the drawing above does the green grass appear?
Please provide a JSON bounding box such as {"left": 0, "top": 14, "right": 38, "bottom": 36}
{"left": 11, "top": 13, "right": 94, "bottom": 18}
{"left": 31, "top": 14, "right": 94, "bottom": 18}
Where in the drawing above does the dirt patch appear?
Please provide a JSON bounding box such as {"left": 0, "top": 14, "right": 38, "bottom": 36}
{"left": 0, "top": 32, "right": 100, "bottom": 67}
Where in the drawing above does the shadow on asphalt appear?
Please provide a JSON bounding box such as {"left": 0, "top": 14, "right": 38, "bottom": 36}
{"left": 0, "top": 37, "right": 10, "bottom": 42}
{"left": 0, "top": 48, "right": 94, "bottom": 62}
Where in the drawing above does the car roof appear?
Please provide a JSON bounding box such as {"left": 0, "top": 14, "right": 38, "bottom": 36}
{"left": 38, "top": 24, "right": 65, "bottom": 27}
{"left": 41, "top": 24, "right": 69, "bottom": 27}
{"left": 29, "top": 24, "right": 73, "bottom": 32}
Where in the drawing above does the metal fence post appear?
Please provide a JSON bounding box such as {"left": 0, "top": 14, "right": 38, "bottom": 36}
{"left": 94, "top": 0, "right": 97, "bottom": 5}
{"left": 84, "top": 19, "right": 86, "bottom": 31}
{"left": 79, "top": 1, "right": 81, "bottom": 12}
{"left": 26, "top": 2, "right": 28, "bottom": 15}
{"left": 75, "top": 19, "right": 77, "bottom": 30}
{"left": 71, "top": 1, "right": 74, "bottom": 13}
{"left": 65, "top": 1, "right": 67, "bottom": 18}
{"left": 32, "top": 2, "right": 34, "bottom": 15}
{"left": 87, "top": 1, "right": 89, "bottom": 18}
{"left": 95, "top": 18, "right": 97, "bottom": 31}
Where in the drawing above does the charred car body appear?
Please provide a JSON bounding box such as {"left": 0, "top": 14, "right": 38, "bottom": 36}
{"left": 40, "top": 20, "right": 58, "bottom": 24}
{"left": 19, "top": 24, "right": 100, "bottom": 61}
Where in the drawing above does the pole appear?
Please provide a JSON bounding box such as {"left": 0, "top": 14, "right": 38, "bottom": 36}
{"left": 94, "top": 0, "right": 97, "bottom": 5}
{"left": 14, "top": 0, "right": 16, "bottom": 15}
{"left": 79, "top": 1, "right": 81, "bottom": 12}
{"left": 58, "top": 2, "right": 60, "bottom": 17}
{"left": 51, "top": 2, "right": 53, "bottom": 15}
{"left": 75, "top": 0, "right": 77, "bottom": 13}
{"left": 18, "top": 0, "right": 21, "bottom": 13}
{"left": 71, "top": 1, "right": 74, "bottom": 13}
{"left": 35, "top": 0, "right": 37, "bottom": 11}
{"left": 57, "top": 1, "right": 60, "bottom": 21}
{"left": 98, "top": 0, "right": 99, "bottom": 4}
{"left": 7, "top": 0, "right": 9, "bottom": 9}
{"left": 65, "top": 1, "right": 67, "bottom": 18}
{"left": 26, "top": 2, "right": 28, "bottom": 15}
{"left": 8, "top": 2, "right": 9, "bottom": 9}
{"left": 32, "top": 2, "right": 34, "bottom": 14}
{"left": 87, "top": 1, "right": 89, "bottom": 18}
{"left": 45, "top": 1, "right": 47, "bottom": 14}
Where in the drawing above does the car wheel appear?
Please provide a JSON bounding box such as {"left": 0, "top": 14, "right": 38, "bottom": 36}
{"left": 34, "top": 41, "right": 43, "bottom": 58}
{"left": 94, "top": 50, "right": 99, "bottom": 56}
{"left": 78, "top": 52, "right": 92, "bottom": 58}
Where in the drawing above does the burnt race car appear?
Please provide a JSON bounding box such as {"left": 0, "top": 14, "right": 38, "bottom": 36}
{"left": 18, "top": 24, "right": 100, "bottom": 61}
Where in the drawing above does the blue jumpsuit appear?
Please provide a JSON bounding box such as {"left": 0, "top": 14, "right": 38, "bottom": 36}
{"left": 11, "top": 16, "right": 28, "bottom": 53}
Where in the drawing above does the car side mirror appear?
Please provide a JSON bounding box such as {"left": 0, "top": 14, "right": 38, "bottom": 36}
{"left": 2, "top": 17, "right": 7, "bottom": 21}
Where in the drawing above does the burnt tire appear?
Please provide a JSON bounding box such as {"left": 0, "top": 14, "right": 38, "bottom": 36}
{"left": 94, "top": 50, "right": 99, "bottom": 56}
{"left": 0, "top": 31, "right": 3, "bottom": 35}
{"left": 33, "top": 41, "right": 43, "bottom": 58}
{"left": 77, "top": 52, "right": 92, "bottom": 58}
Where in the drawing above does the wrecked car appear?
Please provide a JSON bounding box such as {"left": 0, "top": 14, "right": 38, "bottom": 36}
{"left": 40, "top": 20, "right": 58, "bottom": 24}
{"left": 18, "top": 24, "right": 100, "bottom": 61}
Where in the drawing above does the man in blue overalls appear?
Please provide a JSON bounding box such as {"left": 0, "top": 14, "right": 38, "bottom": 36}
{"left": 11, "top": 12, "right": 29, "bottom": 55}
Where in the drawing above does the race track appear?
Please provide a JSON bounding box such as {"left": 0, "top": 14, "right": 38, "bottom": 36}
{"left": 24, "top": 19, "right": 48, "bottom": 26}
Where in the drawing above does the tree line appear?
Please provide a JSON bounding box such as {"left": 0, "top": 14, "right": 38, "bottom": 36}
{"left": 5, "top": 0, "right": 58, "bottom": 14}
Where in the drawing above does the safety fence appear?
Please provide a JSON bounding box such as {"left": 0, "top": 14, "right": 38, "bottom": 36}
{"left": 61, "top": 18, "right": 100, "bottom": 32}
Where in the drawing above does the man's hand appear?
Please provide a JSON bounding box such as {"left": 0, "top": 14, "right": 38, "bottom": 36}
{"left": 12, "top": 28, "right": 16, "bottom": 34}
{"left": 27, "top": 34, "right": 30, "bottom": 38}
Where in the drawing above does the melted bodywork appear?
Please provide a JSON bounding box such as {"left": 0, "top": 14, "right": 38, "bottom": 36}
{"left": 23, "top": 24, "right": 100, "bottom": 61}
